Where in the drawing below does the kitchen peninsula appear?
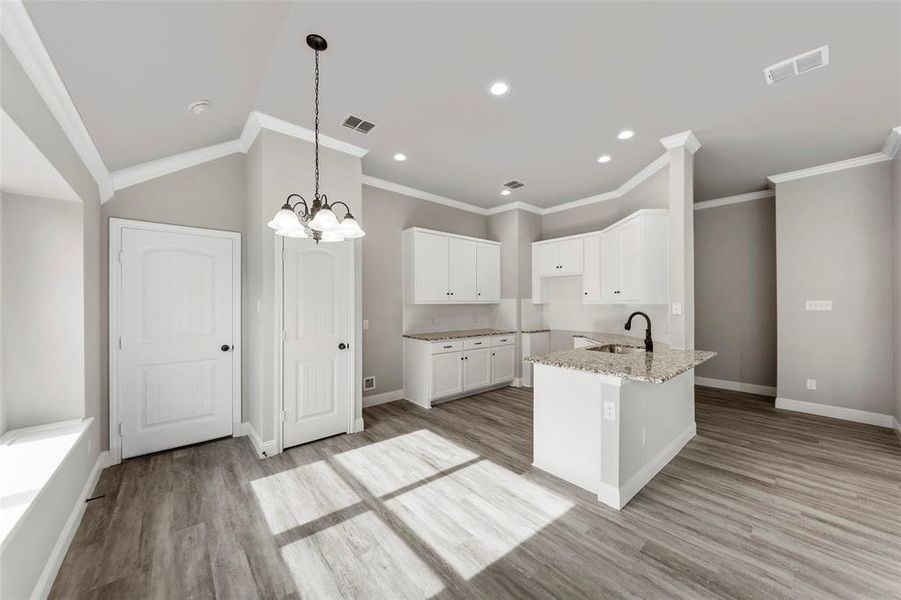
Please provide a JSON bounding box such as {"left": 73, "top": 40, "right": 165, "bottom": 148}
{"left": 526, "top": 333, "right": 715, "bottom": 510}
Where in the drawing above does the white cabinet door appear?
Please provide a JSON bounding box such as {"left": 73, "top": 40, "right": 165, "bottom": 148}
{"left": 415, "top": 232, "right": 449, "bottom": 303}
{"left": 431, "top": 352, "right": 464, "bottom": 399}
{"left": 463, "top": 348, "right": 492, "bottom": 391}
{"left": 491, "top": 345, "right": 516, "bottom": 384}
{"left": 582, "top": 234, "right": 601, "bottom": 302}
{"left": 558, "top": 238, "right": 584, "bottom": 274}
{"left": 448, "top": 238, "right": 477, "bottom": 302}
{"left": 536, "top": 242, "right": 559, "bottom": 276}
{"left": 476, "top": 242, "right": 500, "bottom": 303}
{"left": 601, "top": 229, "right": 622, "bottom": 302}
{"left": 618, "top": 219, "right": 642, "bottom": 302}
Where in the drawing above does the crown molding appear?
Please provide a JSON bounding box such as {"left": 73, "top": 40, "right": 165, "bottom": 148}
{"left": 767, "top": 152, "right": 891, "bottom": 185}
{"left": 1, "top": 0, "right": 113, "bottom": 201}
{"left": 694, "top": 189, "right": 774, "bottom": 211}
{"left": 239, "top": 111, "right": 368, "bottom": 157}
{"left": 660, "top": 130, "right": 701, "bottom": 154}
{"left": 110, "top": 139, "right": 243, "bottom": 192}
{"left": 361, "top": 175, "right": 489, "bottom": 215}
{"left": 882, "top": 126, "right": 901, "bottom": 158}
{"left": 485, "top": 201, "right": 544, "bottom": 216}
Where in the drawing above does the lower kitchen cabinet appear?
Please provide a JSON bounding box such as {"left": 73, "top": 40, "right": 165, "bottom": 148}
{"left": 403, "top": 334, "right": 517, "bottom": 408}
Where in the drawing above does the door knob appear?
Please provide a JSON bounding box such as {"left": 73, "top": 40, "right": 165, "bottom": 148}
{"left": 221, "top": 344, "right": 231, "bottom": 352}
{"left": 338, "top": 342, "right": 349, "bottom": 350}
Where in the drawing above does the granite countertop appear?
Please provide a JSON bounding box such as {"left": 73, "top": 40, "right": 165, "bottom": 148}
{"left": 521, "top": 328, "right": 551, "bottom": 334}
{"left": 403, "top": 328, "right": 517, "bottom": 342}
{"left": 525, "top": 331, "right": 716, "bottom": 384}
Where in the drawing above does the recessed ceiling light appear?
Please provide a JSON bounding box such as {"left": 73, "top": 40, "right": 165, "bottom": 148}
{"left": 500, "top": 189, "right": 511, "bottom": 196}
{"left": 188, "top": 100, "right": 211, "bottom": 115}
{"left": 489, "top": 81, "right": 509, "bottom": 96}
{"left": 617, "top": 129, "right": 634, "bottom": 140}
{"left": 597, "top": 154, "right": 611, "bottom": 163}
{"left": 393, "top": 153, "right": 407, "bottom": 162}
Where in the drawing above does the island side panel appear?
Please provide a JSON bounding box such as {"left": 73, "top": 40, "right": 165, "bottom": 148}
{"left": 532, "top": 364, "right": 604, "bottom": 494}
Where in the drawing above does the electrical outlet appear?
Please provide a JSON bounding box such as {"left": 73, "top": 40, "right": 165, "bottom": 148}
{"left": 363, "top": 319, "right": 369, "bottom": 330}
{"left": 363, "top": 376, "right": 376, "bottom": 391}
{"left": 805, "top": 300, "right": 832, "bottom": 311}
{"left": 671, "top": 302, "right": 682, "bottom": 315}
{"left": 806, "top": 378, "right": 817, "bottom": 390}
{"left": 603, "top": 401, "right": 616, "bottom": 421}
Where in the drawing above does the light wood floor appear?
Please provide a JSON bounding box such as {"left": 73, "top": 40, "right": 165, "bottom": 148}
{"left": 49, "top": 386, "right": 901, "bottom": 599}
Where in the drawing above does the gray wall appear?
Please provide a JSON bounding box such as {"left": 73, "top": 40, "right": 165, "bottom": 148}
{"left": 361, "top": 185, "right": 487, "bottom": 397}
{"left": 101, "top": 153, "right": 246, "bottom": 449}
{"left": 540, "top": 168, "right": 668, "bottom": 239}
{"left": 894, "top": 156, "right": 901, "bottom": 430}
{"left": 1, "top": 194, "right": 84, "bottom": 428}
{"left": 487, "top": 210, "right": 519, "bottom": 300}
{"left": 694, "top": 197, "right": 776, "bottom": 387}
{"left": 776, "top": 161, "right": 894, "bottom": 416}
{"left": 517, "top": 210, "right": 543, "bottom": 299}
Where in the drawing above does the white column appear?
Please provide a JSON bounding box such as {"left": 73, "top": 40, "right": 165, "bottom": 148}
{"left": 660, "top": 131, "right": 700, "bottom": 350}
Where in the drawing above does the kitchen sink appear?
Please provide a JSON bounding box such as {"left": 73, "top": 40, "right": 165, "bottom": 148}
{"left": 586, "top": 344, "right": 646, "bottom": 355}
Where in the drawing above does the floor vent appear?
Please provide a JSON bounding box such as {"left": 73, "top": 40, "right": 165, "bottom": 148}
{"left": 363, "top": 376, "right": 376, "bottom": 391}
{"left": 504, "top": 180, "right": 525, "bottom": 190}
{"left": 764, "top": 45, "right": 829, "bottom": 85}
{"left": 342, "top": 115, "right": 376, "bottom": 133}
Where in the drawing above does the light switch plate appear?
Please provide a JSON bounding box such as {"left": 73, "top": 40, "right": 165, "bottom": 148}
{"left": 671, "top": 302, "right": 682, "bottom": 315}
{"left": 806, "top": 378, "right": 817, "bottom": 390}
{"left": 363, "top": 320, "right": 369, "bottom": 330}
{"left": 603, "top": 401, "right": 616, "bottom": 421}
{"left": 805, "top": 300, "right": 832, "bottom": 311}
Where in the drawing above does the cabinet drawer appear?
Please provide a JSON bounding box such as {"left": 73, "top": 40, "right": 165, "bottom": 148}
{"left": 491, "top": 334, "right": 514, "bottom": 347}
{"left": 463, "top": 337, "right": 490, "bottom": 350}
{"left": 430, "top": 340, "right": 464, "bottom": 354}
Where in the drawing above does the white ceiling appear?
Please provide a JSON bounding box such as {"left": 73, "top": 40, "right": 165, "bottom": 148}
{"left": 1, "top": 109, "right": 79, "bottom": 202}
{"left": 24, "top": 1, "right": 901, "bottom": 209}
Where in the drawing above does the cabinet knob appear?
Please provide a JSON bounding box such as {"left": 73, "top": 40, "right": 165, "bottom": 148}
{"left": 584, "top": 292, "right": 588, "bottom": 295}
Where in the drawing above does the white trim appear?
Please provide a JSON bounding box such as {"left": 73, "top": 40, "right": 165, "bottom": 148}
{"left": 362, "top": 175, "right": 490, "bottom": 215}
{"left": 484, "top": 201, "right": 545, "bottom": 216}
{"left": 768, "top": 152, "right": 891, "bottom": 184}
{"left": 695, "top": 376, "right": 776, "bottom": 397}
{"left": 239, "top": 110, "right": 368, "bottom": 157}
{"left": 894, "top": 418, "right": 901, "bottom": 443}
{"left": 241, "top": 422, "right": 275, "bottom": 458}
{"left": 108, "top": 219, "right": 242, "bottom": 463}
{"left": 541, "top": 153, "right": 670, "bottom": 215}
{"left": 775, "top": 397, "right": 894, "bottom": 428}
{"left": 30, "top": 450, "right": 109, "bottom": 600}
{"left": 110, "top": 140, "right": 243, "bottom": 192}
{"left": 353, "top": 418, "right": 365, "bottom": 433}
{"left": 402, "top": 226, "right": 501, "bottom": 246}
{"left": 694, "top": 189, "right": 775, "bottom": 211}
{"left": 510, "top": 377, "right": 523, "bottom": 388}
{"left": 880, "top": 126, "right": 901, "bottom": 158}
{"left": 362, "top": 389, "right": 404, "bottom": 408}
{"left": 660, "top": 130, "right": 701, "bottom": 154}
{"left": 0, "top": 0, "right": 113, "bottom": 201}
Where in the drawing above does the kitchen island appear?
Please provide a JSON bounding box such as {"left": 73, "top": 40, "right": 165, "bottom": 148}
{"left": 525, "top": 333, "right": 714, "bottom": 510}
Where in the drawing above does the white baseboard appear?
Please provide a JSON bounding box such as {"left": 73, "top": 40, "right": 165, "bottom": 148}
{"left": 31, "top": 450, "right": 109, "bottom": 600}
{"left": 353, "top": 417, "right": 365, "bottom": 433}
{"left": 894, "top": 418, "right": 901, "bottom": 443}
{"left": 510, "top": 378, "right": 522, "bottom": 388}
{"left": 695, "top": 376, "right": 776, "bottom": 397}
{"left": 775, "top": 397, "right": 894, "bottom": 428}
{"left": 240, "top": 422, "right": 275, "bottom": 458}
{"left": 362, "top": 389, "right": 403, "bottom": 408}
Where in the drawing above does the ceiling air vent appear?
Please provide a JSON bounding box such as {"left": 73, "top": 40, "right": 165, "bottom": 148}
{"left": 763, "top": 45, "right": 829, "bottom": 85}
{"left": 504, "top": 180, "right": 525, "bottom": 190}
{"left": 342, "top": 115, "right": 376, "bottom": 133}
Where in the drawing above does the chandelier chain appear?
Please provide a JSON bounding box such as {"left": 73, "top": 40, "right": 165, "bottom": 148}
{"left": 313, "top": 49, "right": 320, "bottom": 201}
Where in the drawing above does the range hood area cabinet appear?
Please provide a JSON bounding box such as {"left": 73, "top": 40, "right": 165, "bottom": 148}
{"left": 403, "top": 228, "right": 501, "bottom": 304}
{"left": 532, "top": 209, "right": 669, "bottom": 305}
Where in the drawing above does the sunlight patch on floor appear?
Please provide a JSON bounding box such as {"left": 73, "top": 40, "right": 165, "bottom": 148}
{"left": 280, "top": 510, "right": 444, "bottom": 599}
{"left": 250, "top": 460, "right": 361, "bottom": 535}
{"left": 385, "top": 459, "right": 573, "bottom": 579}
{"left": 334, "top": 429, "right": 478, "bottom": 497}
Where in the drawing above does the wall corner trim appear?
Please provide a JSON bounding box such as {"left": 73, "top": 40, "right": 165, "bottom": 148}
{"left": 31, "top": 450, "right": 110, "bottom": 600}
{"left": 882, "top": 126, "right": 901, "bottom": 158}
{"left": 240, "top": 422, "right": 276, "bottom": 458}
{"left": 775, "top": 397, "right": 894, "bottom": 428}
{"left": 660, "top": 130, "right": 701, "bottom": 154}
{"left": 0, "top": 0, "right": 113, "bottom": 201}
{"left": 362, "top": 389, "right": 404, "bottom": 407}
{"left": 693, "top": 189, "right": 775, "bottom": 211}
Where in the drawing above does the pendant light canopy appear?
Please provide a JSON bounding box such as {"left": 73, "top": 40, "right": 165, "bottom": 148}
{"left": 267, "top": 34, "right": 365, "bottom": 243}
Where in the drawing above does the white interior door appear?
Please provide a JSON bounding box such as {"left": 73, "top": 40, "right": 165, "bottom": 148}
{"left": 282, "top": 237, "right": 353, "bottom": 448}
{"left": 116, "top": 224, "right": 238, "bottom": 459}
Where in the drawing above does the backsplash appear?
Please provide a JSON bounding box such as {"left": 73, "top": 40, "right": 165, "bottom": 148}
{"left": 403, "top": 298, "right": 517, "bottom": 334}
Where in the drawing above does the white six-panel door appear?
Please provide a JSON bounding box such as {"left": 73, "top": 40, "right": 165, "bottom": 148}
{"left": 113, "top": 221, "right": 239, "bottom": 460}
{"left": 282, "top": 237, "right": 353, "bottom": 448}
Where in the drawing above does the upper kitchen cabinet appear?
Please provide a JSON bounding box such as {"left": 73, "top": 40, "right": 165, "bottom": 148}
{"left": 403, "top": 228, "right": 501, "bottom": 304}
{"left": 534, "top": 237, "right": 583, "bottom": 277}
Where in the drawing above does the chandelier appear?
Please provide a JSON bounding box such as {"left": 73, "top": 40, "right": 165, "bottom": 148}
{"left": 267, "top": 34, "right": 364, "bottom": 243}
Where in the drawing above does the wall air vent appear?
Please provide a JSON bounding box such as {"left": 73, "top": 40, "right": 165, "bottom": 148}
{"left": 504, "top": 180, "right": 525, "bottom": 190}
{"left": 342, "top": 115, "right": 376, "bottom": 133}
{"left": 764, "top": 45, "right": 829, "bottom": 85}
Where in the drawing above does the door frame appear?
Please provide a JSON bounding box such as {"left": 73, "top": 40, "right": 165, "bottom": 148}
{"left": 108, "top": 218, "right": 242, "bottom": 464}
{"left": 273, "top": 235, "right": 356, "bottom": 456}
